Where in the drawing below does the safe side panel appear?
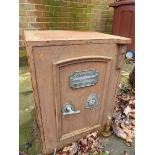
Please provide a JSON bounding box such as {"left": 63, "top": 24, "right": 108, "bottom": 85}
{"left": 32, "top": 44, "right": 116, "bottom": 153}
{"left": 32, "top": 48, "right": 58, "bottom": 150}
{"left": 102, "top": 45, "right": 127, "bottom": 124}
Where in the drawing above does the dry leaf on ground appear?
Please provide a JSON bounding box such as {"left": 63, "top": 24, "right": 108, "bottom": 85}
{"left": 112, "top": 94, "right": 135, "bottom": 145}
{"left": 56, "top": 131, "right": 107, "bottom": 155}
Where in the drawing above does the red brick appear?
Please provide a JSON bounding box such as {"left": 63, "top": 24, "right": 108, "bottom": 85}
{"left": 19, "top": 29, "right": 23, "bottom": 37}
{"left": 19, "top": 40, "right": 25, "bottom": 47}
{"left": 19, "top": 10, "right": 27, "bottom": 16}
{"left": 29, "top": 22, "right": 48, "bottom": 29}
{"left": 35, "top": 4, "right": 44, "bottom": 10}
{"left": 26, "top": 10, "right": 43, "bottom": 16}
{"left": 28, "top": 0, "right": 42, "bottom": 4}
{"left": 20, "top": 3, "right": 35, "bottom": 10}
{"left": 19, "top": 4, "right": 25, "bottom": 11}
{"left": 36, "top": 17, "right": 49, "bottom": 22}
{"left": 19, "top": 34, "right": 24, "bottom": 40}
{"left": 20, "top": 0, "right": 28, "bottom": 3}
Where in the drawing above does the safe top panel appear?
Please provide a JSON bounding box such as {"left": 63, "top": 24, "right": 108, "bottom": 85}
{"left": 24, "top": 30, "right": 131, "bottom": 46}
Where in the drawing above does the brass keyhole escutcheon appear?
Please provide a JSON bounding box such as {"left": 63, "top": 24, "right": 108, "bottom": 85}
{"left": 85, "top": 94, "right": 98, "bottom": 109}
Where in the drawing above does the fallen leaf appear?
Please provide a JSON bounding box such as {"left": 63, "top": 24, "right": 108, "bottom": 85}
{"left": 124, "top": 106, "right": 132, "bottom": 116}
{"left": 68, "top": 142, "right": 78, "bottom": 155}
{"left": 112, "top": 123, "right": 127, "bottom": 140}
{"left": 112, "top": 94, "right": 135, "bottom": 145}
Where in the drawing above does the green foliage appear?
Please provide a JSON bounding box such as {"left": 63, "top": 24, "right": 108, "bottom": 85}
{"left": 96, "top": 151, "right": 110, "bottom": 155}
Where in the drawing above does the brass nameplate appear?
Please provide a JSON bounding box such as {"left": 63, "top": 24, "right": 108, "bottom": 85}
{"left": 69, "top": 70, "right": 98, "bottom": 89}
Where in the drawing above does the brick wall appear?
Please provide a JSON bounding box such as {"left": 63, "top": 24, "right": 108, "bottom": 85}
{"left": 19, "top": 0, "right": 114, "bottom": 48}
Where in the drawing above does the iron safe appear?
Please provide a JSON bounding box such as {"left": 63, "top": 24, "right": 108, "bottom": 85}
{"left": 24, "top": 30, "right": 131, "bottom": 154}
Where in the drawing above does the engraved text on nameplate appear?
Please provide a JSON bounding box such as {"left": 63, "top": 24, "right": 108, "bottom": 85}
{"left": 69, "top": 70, "right": 98, "bottom": 89}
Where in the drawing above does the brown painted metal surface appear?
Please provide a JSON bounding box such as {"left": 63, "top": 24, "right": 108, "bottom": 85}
{"left": 110, "top": 0, "right": 135, "bottom": 51}
{"left": 24, "top": 30, "right": 131, "bottom": 154}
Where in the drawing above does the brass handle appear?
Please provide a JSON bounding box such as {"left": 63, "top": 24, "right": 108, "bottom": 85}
{"left": 63, "top": 104, "right": 80, "bottom": 115}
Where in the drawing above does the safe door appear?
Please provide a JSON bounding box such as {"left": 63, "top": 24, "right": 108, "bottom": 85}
{"left": 53, "top": 56, "right": 112, "bottom": 141}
